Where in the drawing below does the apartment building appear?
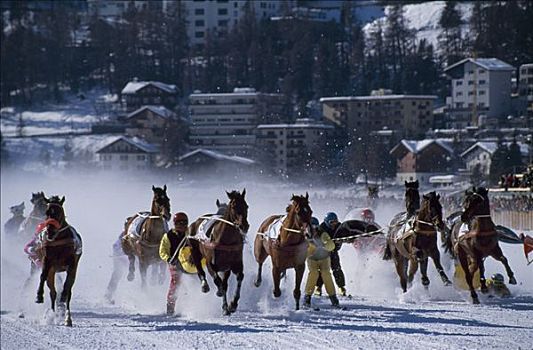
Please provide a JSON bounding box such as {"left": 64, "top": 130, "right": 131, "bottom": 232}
{"left": 256, "top": 118, "right": 334, "bottom": 175}
{"left": 320, "top": 91, "right": 436, "bottom": 139}
{"left": 519, "top": 63, "right": 533, "bottom": 127}
{"left": 188, "top": 88, "right": 288, "bottom": 157}
{"left": 443, "top": 58, "right": 514, "bottom": 128}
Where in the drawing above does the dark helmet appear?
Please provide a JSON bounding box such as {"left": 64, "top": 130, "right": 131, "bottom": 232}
{"left": 311, "top": 217, "right": 320, "bottom": 228}
{"left": 324, "top": 212, "right": 339, "bottom": 228}
{"left": 173, "top": 212, "right": 188, "bottom": 226}
{"left": 491, "top": 273, "right": 504, "bottom": 286}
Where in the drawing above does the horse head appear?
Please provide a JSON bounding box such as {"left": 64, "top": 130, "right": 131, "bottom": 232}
{"left": 151, "top": 185, "right": 171, "bottom": 221}
{"left": 404, "top": 181, "right": 420, "bottom": 215}
{"left": 31, "top": 191, "right": 48, "bottom": 216}
{"left": 420, "top": 191, "right": 445, "bottom": 231}
{"left": 10, "top": 202, "right": 25, "bottom": 216}
{"left": 43, "top": 195, "right": 66, "bottom": 239}
{"left": 288, "top": 192, "right": 313, "bottom": 230}
{"left": 461, "top": 186, "right": 490, "bottom": 223}
{"left": 225, "top": 189, "right": 249, "bottom": 234}
{"left": 215, "top": 199, "right": 228, "bottom": 215}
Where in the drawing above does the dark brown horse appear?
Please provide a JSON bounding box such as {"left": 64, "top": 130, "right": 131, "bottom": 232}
{"left": 19, "top": 192, "right": 48, "bottom": 241}
{"left": 188, "top": 190, "right": 249, "bottom": 315}
{"left": 254, "top": 193, "right": 312, "bottom": 310}
{"left": 444, "top": 187, "right": 517, "bottom": 304}
{"left": 35, "top": 196, "right": 82, "bottom": 327}
{"left": 384, "top": 191, "right": 451, "bottom": 292}
{"left": 121, "top": 185, "right": 171, "bottom": 288}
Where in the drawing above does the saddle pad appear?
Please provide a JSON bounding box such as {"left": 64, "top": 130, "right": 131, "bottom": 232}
{"left": 265, "top": 215, "right": 286, "bottom": 240}
{"left": 195, "top": 215, "right": 222, "bottom": 241}
{"left": 126, "top": 212, "right": 150, "bottom": 239}
{"left": 394, "top": 217, "right": 415, "bottom": 242}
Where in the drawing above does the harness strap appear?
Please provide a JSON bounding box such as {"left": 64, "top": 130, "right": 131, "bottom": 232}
{"left": 199, "top": 216, "right": 237, "bottom": 227}
{"left": 282, "top": 226, "right": 304, "bottom": 234}
{"left": 331, "top": 228, "right": 384, "bottom": 243}
{"left": 474, "top": 214, "right": 492, "bottom": 218}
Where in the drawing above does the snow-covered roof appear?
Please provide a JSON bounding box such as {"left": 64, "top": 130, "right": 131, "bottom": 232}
{"left": 121, "top": 81, "right": 177, "bottom": 95}
{"left": 320, "top": 95, "right": 437, "bottom": 102}
{"left": 179, "top": 149, "right": 255, "bottom": 165}
{"left": 444, "top": 58, "right": 514, "bottom": 73}
{"left": 396, "top": 139, "right": 454, "bottom": 155}
{"left": 461, "top": 141, "right": 529, "bottom": 158}
{"left": 429, "top": 175, "right": 460, "bottom": 183}
{"left": 96, "top": 136, "right": 159, "bottom": 154}
{"left": 257, "top": 119, "right": 334, "bottom": 129}
{"left": 127, "top": 105, "right": 175, "bottom": 120}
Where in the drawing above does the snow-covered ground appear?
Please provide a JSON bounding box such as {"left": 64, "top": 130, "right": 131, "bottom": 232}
{"left": 1, "top": 170, "right": 532, "bottom": 350}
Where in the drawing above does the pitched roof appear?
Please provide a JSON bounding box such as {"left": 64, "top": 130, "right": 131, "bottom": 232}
{"left": 444, "top": 58, "right": 514, "bottom": 73}
{"left": 460, "top": 141, "right": 529, "bottom": 158}
{"left": 178, "top": 149, "right": 255, "bottom": 165}
{"left": 391, "top": 139, "right": 454, "bottom": 156}
{"left": 127, "top": 105, "right": 175, "bottom": 120}
{"left": 121, "top": 81, "right": 177, "bottom": 94}
{"left": 96, "top": 136, "right": 159, "bottom": 154}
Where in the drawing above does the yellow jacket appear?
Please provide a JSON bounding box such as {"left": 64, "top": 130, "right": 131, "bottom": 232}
{"left": 307, "top": 231, "right": 335, "bottom": 260}
{"left": 159, "top": 234, "right": 173, "bottom": 263}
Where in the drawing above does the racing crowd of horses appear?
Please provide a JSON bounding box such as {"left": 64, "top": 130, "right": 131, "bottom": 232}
{"left": 4, "top": 181, "right": 518, "bottom": 326}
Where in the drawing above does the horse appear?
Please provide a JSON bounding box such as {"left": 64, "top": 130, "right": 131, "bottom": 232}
{"left": 254, "top": 193, "right": 312, "bottom": 310}
{"left": 188, "top": 190, "right": 249, "bottom": 315}
{"left": 4, "top": 202, "right": 25, "bottom": 237}
{"left": 35, "top": 196, "right": 82, "bottom": 327}
{"left": 443, "top": 187, "right": 517, "bottom": 304}
{"left": 121, "top": 185, "right": 171, "bottom": 288}
{"left": 384, "top": 191, "right": 451, "bottom": 292}
{"left": 18, "top": 192, "right": 48, "bottom": 241}
{"left": 387, "top": 181, "right": 421, "bottom": 232}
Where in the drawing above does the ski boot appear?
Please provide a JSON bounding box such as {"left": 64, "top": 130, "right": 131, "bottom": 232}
{"left": 314, "top": 286, "right": 322, "bottom": 296}
{"left": 339, "top": 287, "right": 347, "bottom": 297}
{"left": 166, "top": 302, "right": 175, "bottom": 316}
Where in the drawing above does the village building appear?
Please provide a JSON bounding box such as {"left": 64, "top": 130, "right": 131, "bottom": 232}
{"left": 95, "top": 136, "right": 159, "bottom": 172}
{"left": 121, "top": 81, "right": 178, "bottom": 112}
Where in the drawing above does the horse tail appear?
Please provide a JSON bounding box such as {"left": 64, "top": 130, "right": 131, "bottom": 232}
{"left": 382, "top": 241, "right": 392, "bottom": 260}
{"left": 442, "top": 225, "right": 455, "bottom": 259}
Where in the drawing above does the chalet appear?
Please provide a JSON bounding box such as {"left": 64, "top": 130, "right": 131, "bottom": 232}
{"left": 125, "top": 105, "right": 187, "bottom": 145}
{"left": 390, "top": 139, "right": 455, "bottom": 185}
{"left": 121, "top": 81, "right": 178, "bottom": 112}
{"left": 461, "top": 141, "right": 530, "bottom": 176}
{"left": 95, "top": 136, "right": 159, "bottom": 172}
{"left": 178, "top": 149, "right": 256, "bottom": 177}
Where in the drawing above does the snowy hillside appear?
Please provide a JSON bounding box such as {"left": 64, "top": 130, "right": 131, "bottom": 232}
{"left": 363, "top": 1, "right": 473, "bottom": 51}
{"left": 1, "top": 171, "right": 532, "bottom": 349}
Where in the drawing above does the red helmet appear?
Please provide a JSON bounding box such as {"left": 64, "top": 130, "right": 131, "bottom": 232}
{"left": 173, "top": 212, "right": 188, "bottom": 226}
{"left": 361, "top": 208, "right": 375, "bottom": 222}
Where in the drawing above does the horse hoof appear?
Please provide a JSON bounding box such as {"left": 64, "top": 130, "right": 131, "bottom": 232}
{"left": 480, "top": 287, "right": 488, "bottom": 294}
{"left": 65, "top": 319, "right": 73, "bottom": 327}
{"left": 216, "top": 290, "right": 224, "bottom": 297}
{"left": 473, "top": 298, "right": 480, "bottom": 305}
{"left": 127, "top": 273, "right": 134, "bottom": 282}
{"left": 228, "top": 302, "right": 238, "bottom": 313}
{"left": 35, "top": 295, "right": 44, "bottom": 304}
{"left": 273, "top": 290, "right": 281, "bottom": 298}
{"left": 421, "top": 278, "right": 430, "bottom": 286}
{"left": 223, "top": 309, "right": 231, "bottom": 316}
{"left": 254, "top": 280, "right": 261, "bottom": 288}
{"left": 509, "top": 276, "right": 517, "bottom": 285}
{"left": 201, "top": 285, "right": 210, "bottom": 293}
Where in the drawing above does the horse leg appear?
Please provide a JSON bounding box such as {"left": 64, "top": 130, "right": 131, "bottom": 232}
{"left": 478, "top": 256, "right": 488, "bottom": 293}
{"left": 420, "top": 258, "right": 430, "bottom": 288}
{"left": 429, "top": 247, "right": 451, "bottom": 285}
{"left": 207, "top": 265, "right": 224, "bottom": 297}
{"left": 46, "top": 270, "right": 57, "bottom": 312}
{"left": 293, "top": 264, "right": 305, "bottom": 311}
{"left": 254, "top": 262, "right": 263, "bottom": 288}
{"left": 60, "top": 263, "right": 78, "bottom": 327}
{"left": 105, "top": 258, "right": 125, "bottom": 303}
{"left": 221, "top": 271, "right": 231, "bottom": 316}
{"left": 126, "top": 254, "right": 135, "bottom": 282}
{"left": 272, "top": 266, "right": 282, "bottom": 298}
{"left": 229, "top": 262, "right": 244, "bottom": 313}
{"left": 254, "top": 237, "right": 268, "bottom": 287}
{"left": 139, "top": 258, "right": 148, "bottom": 289}
{"left": 191, "top": 241, "right": 210, "bottom": 293}
{"left": 491, "top": 246, "right": 517, "bottom": 285}
{"left": 407, "top": 258, "right": 418, "bottom": 285}
{"left": 459, "top": 250, "right": 479, "bottom": 304}
{"left": 392, "top": 250, "right": 408, "bottom": 292}
{"left": 36, "top": 259, "right": 51, "bottom": 304}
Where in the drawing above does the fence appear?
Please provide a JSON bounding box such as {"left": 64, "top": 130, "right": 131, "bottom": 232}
{"left": 492, "top": 210, "right": 533, "bottom": 231}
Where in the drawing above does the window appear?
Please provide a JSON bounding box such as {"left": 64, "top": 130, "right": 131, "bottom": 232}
{"left": 218, "top": 8, "right": 228, "bottom": 15}
{"left": 137, "top": 155, "right": 146, "bottom": 161}
{"left": 218, "top": 19, "right": 228, "bottom": 26}
{"left": 479, "top": 80, "right": 486, "bottom": 85}
{"left": 479, "top": 90, "right": 486, "bottom": 95}
{"left": 195, "top": 20, "right": 205, "bottom": 26}
{"left": 468, "top": 91, "right": 474, "bottom": 96}
{"left": 195, "top": 31, "right": 204, "bottom": 38}
{"left": 456, "top": 92, "right": 463, "bottom": 97}
{"left": 195, "top": 8, "right": 204, "bottom": 15}
{"left": 468, "top": 80, "right": 474, "bottom": 85}
{"left": 120, "top": 155, "right": 129, "bottom": 161}
{"left": 456, "top": 81, "right": 463, "bottom": 86}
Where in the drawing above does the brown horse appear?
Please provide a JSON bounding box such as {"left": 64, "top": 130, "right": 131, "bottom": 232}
{"left": 35, "top": 196, "right": 82, "bottom": 327}
{"left": 19, "top": 192, "right": 48, "bottom": 241}
{"left": 121, "top": 185, "right": 171, "bottom": 288}
{"left": 188, "top": 190, "right": 249, "bottom": 315}
{"left": 384, "top": 191, "right": 451, "bottom": 292}
{"left": 444, "top": 187, "right": 517, "bottom": 304}
{"left": 254, "top": 193, "right": 312, "bottom": 310}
